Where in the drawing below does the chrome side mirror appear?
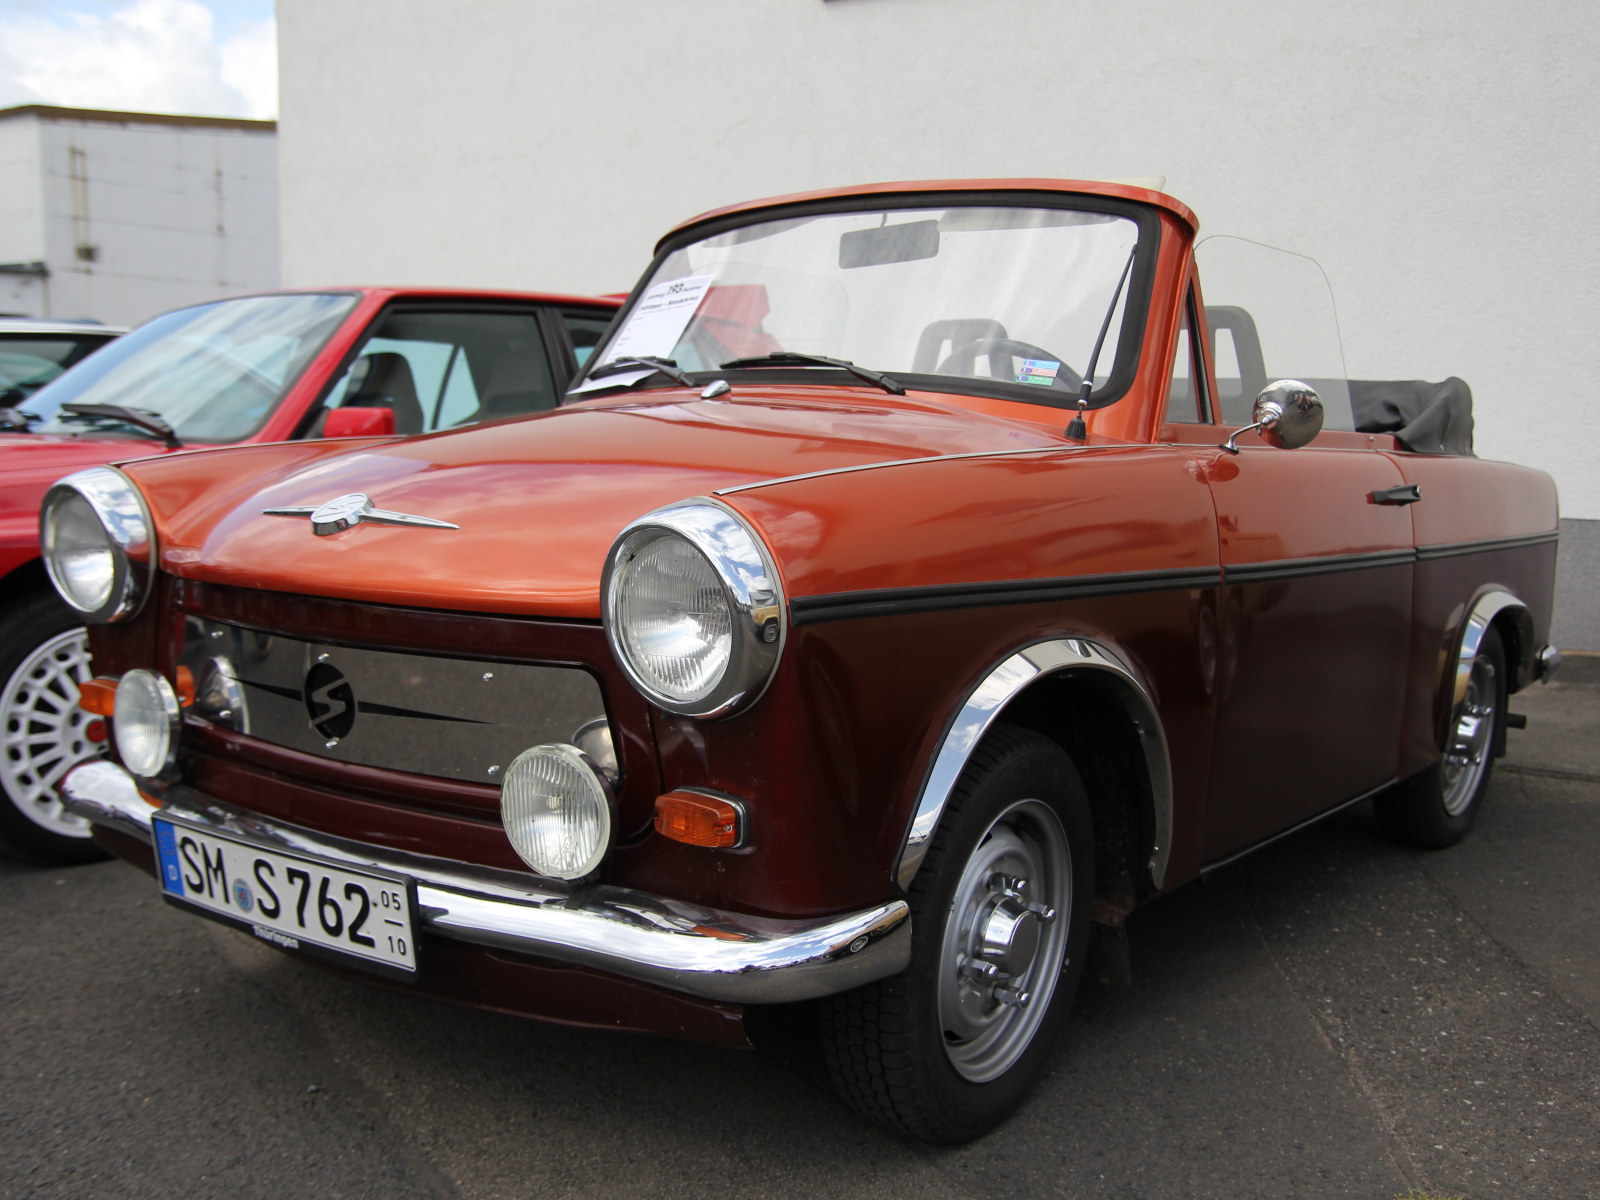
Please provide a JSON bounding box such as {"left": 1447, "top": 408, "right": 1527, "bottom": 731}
{"left": 1219, "top": 380, "right": 1324, "bottom": 454}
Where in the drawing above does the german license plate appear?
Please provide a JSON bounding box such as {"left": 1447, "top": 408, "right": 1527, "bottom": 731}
{"left": 152, "top": 815, "right": 418, "bottom": 979}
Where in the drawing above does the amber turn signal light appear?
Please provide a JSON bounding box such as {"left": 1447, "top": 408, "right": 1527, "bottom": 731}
{"left": 654, "top": 790, "right": 743, "bottom": 849}
{"left": 175, "top": 665, "right": 195, "bottom": 708}
{"left": 77, "top": 677, "right": 118, "bottom": 716}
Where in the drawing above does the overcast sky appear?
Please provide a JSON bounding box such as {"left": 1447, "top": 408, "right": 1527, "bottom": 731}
{"left": 0, "top": 0, "right": 276, "bottom": 119}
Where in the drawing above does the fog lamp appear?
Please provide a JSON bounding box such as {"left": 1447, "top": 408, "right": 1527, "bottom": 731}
{"left": 113, "top": 668, "right": 181, "bottom": 778}
{"left": 501, "top": 743, "right": 614, "bottom": 880}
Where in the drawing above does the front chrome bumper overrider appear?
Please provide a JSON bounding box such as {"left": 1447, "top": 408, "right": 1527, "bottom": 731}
{"left": 62, "top": 761, "right": 911, "bottom": 1005}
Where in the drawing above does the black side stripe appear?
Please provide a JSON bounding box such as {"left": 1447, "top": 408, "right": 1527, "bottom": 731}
{"left": 1416, "top": 530, "right": 1559, "bottom": 561}
{"left": 786, "top": 530, "right": 1558, "bottom": 626}
{"left": 789, "top": 567, "right": 1220, "bottom": 626}
{"left": 1222, "top": 548, "right": 1416, "bottom": 584}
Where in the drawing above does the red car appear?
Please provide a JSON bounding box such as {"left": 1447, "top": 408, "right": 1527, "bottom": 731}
{"left": 0, "top": 288, "right": 617, "bottom": 863}
{"left": 49, "top": 181, "right": 1557, "bottom": 1142}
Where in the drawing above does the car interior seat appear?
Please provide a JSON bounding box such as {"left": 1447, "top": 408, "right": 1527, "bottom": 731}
{"left": 341, "top": 352, "right": 424, "bottom": 434}
{"left": 471, "top": 347, "right": 556, "bottom": 422}
{"left": 912, "top": 319, "right": 1009, "bottom": 374}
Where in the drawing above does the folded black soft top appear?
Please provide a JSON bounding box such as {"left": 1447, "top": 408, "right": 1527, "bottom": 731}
{"left": 1350, "top": 377, "right": 1474, "bottom": 456}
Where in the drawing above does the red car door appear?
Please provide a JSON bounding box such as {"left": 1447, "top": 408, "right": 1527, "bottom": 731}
{"left": 1198, "top": 440, "right": 1415, "bottom": 860}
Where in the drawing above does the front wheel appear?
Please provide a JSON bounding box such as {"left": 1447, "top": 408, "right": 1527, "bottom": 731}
{"left": 1375, "top": 625, "right": 1506, "bottom": 849}
{"left": 819, "top": 725, "right": 1094, "bottom": 1143}
{"left": 0, "top": 591, "right": 109, "bottom": 865}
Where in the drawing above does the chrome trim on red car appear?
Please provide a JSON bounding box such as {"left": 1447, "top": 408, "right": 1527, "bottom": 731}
{"left": 62, "top": 760, "right": 910, "bottom": 1004}
{"left": 895, "top": 637, "right": 1172, "bottom": 893}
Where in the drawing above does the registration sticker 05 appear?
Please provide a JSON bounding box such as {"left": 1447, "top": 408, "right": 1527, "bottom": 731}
{"left": 152, "top": 815, "right": 419, "bottom": 981}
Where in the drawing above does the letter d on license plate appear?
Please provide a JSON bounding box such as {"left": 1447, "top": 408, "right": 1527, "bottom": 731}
{"left": 152, "top": 815, "right": 418, "bottom": 980}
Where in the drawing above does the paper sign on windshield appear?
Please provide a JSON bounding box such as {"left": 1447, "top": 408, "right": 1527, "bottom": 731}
{"left": 599, "top": 275, "right": 714, "bottom": 366}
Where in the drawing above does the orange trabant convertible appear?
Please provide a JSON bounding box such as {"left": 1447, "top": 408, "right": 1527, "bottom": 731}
{"left": 46, "top": 180, "right": 1559, "bottom": 1142}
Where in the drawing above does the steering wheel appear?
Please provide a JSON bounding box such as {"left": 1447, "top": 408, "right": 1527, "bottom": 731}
{"left": 935, "top": 338, "right": 1083, "bottom": 391}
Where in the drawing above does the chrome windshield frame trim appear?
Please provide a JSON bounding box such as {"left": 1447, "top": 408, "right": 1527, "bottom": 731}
{"left": 40, "top": 465, "right": 154, "bottom": 623}
{"left": 894, "top": 637, "right": 1173, "bottom": 892}
{"left": 601, "top": 497, "right": 786, "bottom": 719}
{"left": 62, "top": 760, "right": 907, "bottom": 1004}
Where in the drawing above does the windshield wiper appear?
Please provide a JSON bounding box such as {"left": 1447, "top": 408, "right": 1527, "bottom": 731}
{"left": 60, "top": 402, "right": 182, "bottom": 448}
{"left": 587, "top": 356, "right": 698, "bottom": 387}
{"left": 0, "top": 407, "right": 39, "bottom": 432}
{"left": 720, "top": 352, "right": 905, "bottom": 396}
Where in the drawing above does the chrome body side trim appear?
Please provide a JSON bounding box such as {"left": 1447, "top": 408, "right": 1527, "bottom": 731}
{"left": 894, "top": 638, "right": 1173, "bottom": 892}
{"left": 63, "top": 761, "right": 909, "bottom": 1004}
{"left": 713, "top": 443, "right": 1072, "bottom": 498}
{"left": 1454, "top": 589, "right": 1533, "bottom": 703}
{"left": 1198, "top": 777, "right": 1395, "bottom": 876}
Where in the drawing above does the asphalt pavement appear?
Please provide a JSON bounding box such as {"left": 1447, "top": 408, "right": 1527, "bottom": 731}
{"left": 3, "top": 661, "right": 1597, "bottom": 1199}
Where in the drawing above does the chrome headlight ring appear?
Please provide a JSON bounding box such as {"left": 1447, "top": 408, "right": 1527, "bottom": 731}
{"left": 602, "top": 499, "right": 786, "bottom": 719}
{"left": 39, "top": 466, "right": 155, "bottom": 623}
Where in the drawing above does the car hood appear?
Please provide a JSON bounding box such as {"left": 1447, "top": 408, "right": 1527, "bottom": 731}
{"left": 121, "top": 386, "right": 1066, "bottom": 618}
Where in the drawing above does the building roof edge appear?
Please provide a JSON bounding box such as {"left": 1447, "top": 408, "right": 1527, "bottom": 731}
{"left": 0, "top": 104, "right": 275, "bottom": 133}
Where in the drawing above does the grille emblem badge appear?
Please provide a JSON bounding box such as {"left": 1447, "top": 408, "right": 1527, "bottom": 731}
{"left": 262, "top": 492, "right": 459, "bottom": 536}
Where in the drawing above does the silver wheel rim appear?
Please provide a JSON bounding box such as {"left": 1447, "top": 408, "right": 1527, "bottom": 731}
{"left": 938, "top": 798, "right": 1071, "bottom": 1083}
{"left": 1, "top": 627, "right": 101, "bottom": 838}
{"left": 1442, "top": 652, "right": 1496, "bottom": 817}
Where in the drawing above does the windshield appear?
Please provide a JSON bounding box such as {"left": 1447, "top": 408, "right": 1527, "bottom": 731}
{"left": 18, "top": 293, "right": 356, "bottom": 443}
{"left": 0, "top": 334, "right": 117, "bottom": 405}
{"left": 585, "top": 202, "right": 1151, "bottom": 407}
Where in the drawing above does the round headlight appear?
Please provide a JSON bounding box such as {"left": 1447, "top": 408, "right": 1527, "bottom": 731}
{"left": 113, "top": 668, "right": 181, "bottom": 778}
{"left": 44, "top": 490, "right": 116, "bottom": 612}
{"left": 616, "top": 536, "right": 732, "bottom": 702}
{"left": 603, "top": 501, "right": 785, "bottom": 719}
{"left": 501, "top": 744, "right": 614, "bottom": 880}
{"left": 40, "top": 467, "right": 153, "bottom": 623}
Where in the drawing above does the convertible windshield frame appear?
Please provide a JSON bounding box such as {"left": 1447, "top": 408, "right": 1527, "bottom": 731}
{"left": 572, "top": 190, "right": 1162, "bottom": 412}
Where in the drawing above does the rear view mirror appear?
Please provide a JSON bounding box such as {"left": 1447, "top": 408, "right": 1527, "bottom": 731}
{"left": 325, "top": 406, "right": 396, "bottom": 438}
{"left": 839, "top": 219, "right": 940, "bottom": 269}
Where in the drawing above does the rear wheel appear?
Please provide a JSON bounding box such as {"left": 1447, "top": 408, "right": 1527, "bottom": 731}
{"left": 819, "top": 725, "right": 1093, "bottom": 1143}
{"left": 1376, "top": 625, "right": 1505, "bottom": 849}
{"left": 0, "top": 592, "right": 109, "bottom": 865}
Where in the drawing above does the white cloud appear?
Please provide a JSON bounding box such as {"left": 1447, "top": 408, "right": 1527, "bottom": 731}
{"left": 0, "top": 0, "right": 277, "bottom": 120}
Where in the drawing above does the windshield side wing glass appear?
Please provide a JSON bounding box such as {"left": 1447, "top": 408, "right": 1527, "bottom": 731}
{"left": 586, "top": 204, "right": 1150, "bottom": 408}
{"left": 21, "top": 293, "right": 357, "bottom": 443}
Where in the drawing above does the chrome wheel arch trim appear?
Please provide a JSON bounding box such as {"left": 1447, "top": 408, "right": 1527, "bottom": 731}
{"left": 894, "top": 637, "right": 1173, "bottom": 893}
{"left": 1452, "top": 588, "right": 1533, "bottom": 707}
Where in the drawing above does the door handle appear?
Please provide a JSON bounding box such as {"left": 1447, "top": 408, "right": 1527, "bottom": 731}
{"left": 1371, "top": 483, "right": 1422, "bottom": 506}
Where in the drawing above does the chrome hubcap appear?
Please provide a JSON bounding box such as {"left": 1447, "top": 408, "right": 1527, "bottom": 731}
{"left": 1442, "top": 652, "right": 1496, "bottom": 817}
{"left": 939, "top": 799, "right": 1071, "bottom": 1083}
{"left": 1, "top": 627, "right": 101, "bottom": 838}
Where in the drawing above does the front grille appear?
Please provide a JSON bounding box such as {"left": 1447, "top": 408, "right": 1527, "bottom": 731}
{"left": 179, "top": 617, "right": 608, "bottom": 784}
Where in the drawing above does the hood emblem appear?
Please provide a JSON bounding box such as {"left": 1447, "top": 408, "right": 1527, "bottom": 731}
{"left": 262, "top": 492, "right": 459, "bottom": 537}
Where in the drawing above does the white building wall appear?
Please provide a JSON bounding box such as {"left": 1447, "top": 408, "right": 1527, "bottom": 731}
{"left": 0, "top": 112, "right": 48, "bottom": 315}
{"left": 0, "top": 107, "right": 280, "bottom": 328}
{"left": 275, "top": 0, "right": 1600, "bottom": 643}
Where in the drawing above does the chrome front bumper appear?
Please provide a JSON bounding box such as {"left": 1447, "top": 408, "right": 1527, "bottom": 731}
{"left": 62, "top": 761, "right": 911, "bottom": 1005}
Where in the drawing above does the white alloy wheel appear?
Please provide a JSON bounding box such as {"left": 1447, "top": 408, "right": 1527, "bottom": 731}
{"left": 1, "top": 626, "right": 101, "bottom": 838}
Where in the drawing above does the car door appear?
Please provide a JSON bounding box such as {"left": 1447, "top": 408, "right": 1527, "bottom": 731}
{"left": 1197, "top": 440, "right": 1415, "bottom": 859}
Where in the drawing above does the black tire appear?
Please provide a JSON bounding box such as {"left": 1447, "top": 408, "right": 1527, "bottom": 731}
{"left": 1375, "top": 625, "right": 1506, "bottom": 849}
{"left": 0, "top": 590, "right": 110, "bottom": 865}
{"left": 818, "top": 724, "right": 1094, "bottom": 1143}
